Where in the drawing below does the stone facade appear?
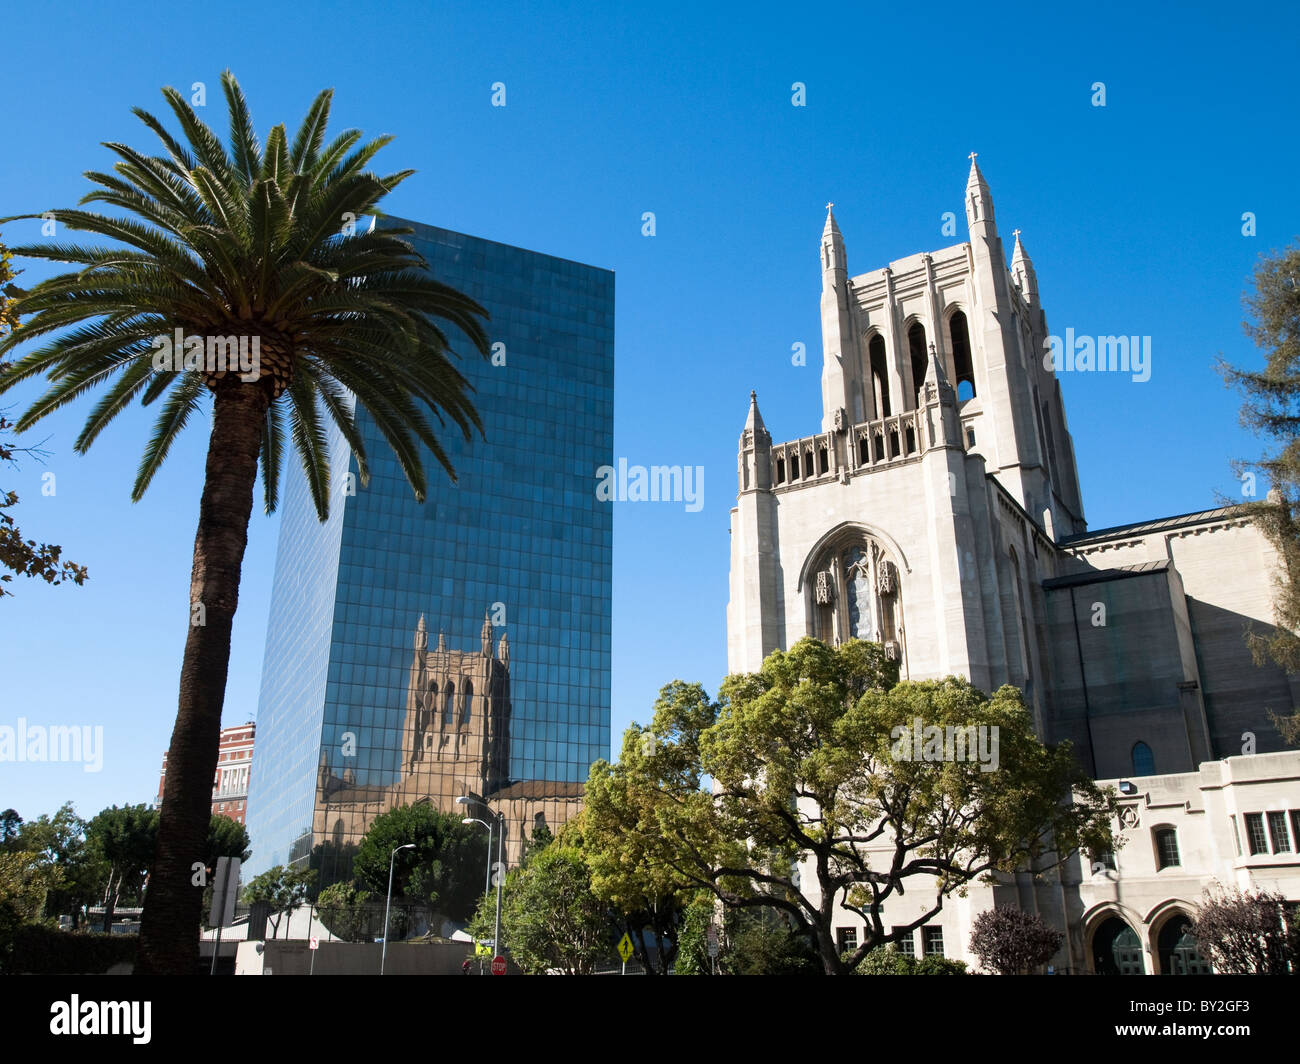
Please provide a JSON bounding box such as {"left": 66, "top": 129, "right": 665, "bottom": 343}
{"left": 725, "top": 159, "right": 1300, "bottom": 971}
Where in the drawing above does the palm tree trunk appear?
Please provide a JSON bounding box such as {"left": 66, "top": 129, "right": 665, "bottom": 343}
{"left": 137, "top": 381, "right": 269, "bottom": 975}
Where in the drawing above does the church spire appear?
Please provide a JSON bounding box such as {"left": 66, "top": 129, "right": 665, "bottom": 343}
{"left": 1010, "top": 229, "right": 1038, "bottom": 305}
{"left": 414, "top": 613, "right": 427, "bottom": 650}
{"left": 743, "top": 390, "right": 770, "bottom": 445}
{"left": 923, "top": 341, "right": 953, "bottom": 398}
{"left": 965, "top": 152, "right": 996, "bottom": 229}
{"left": 821, "top": 202, "right": 846, "bottom": 276}
{"left": 481, "top": 608, "right": 493, "bottom": 656}
{"left": 738, "top": 391, "right": 772, "bottom": 493}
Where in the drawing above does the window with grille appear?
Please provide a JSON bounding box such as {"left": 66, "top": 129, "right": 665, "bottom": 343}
{"left": 1155, "top": 828, "right": 1180, "bottom": 869}
{"left": 1267, "top": 811, "right": 1292, "bottom": 853}
{"left": 893, "top": 928, "right": 915, "bottom": 957}
{"left": 1245, "top": 813, "right": 1269, "bottom": 855}
{"left": 837, "top": 927, "right": 858, "bottom": 954}
{"left": 923, "top": 926, "right": 945, "bottom": 957}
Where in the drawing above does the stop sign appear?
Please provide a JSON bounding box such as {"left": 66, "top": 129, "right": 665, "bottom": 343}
{"left": 491, "top": 955, "right": 507, "bottom": 976}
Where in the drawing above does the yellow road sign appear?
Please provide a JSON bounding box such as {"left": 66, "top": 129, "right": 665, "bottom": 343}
{"left": 617, "top": 933, "right": 634, "bottom": 963}
{"left": 475, "top": 942, "right": 492, "bottom": 957}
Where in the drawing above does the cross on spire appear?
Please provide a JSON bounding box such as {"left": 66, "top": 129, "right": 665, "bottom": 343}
{"left": 968, "top": 152, "right": 978, "bottom": 162}
{"left": 1013, "top": 228, "right": 1021, "bottom": 239}
{"left": 825, "top": 202, "right": 834, "bottom": 212}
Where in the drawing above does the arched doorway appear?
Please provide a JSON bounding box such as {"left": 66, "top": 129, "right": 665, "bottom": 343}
{"left": 1157, "top": 916, "right": 1212, "bottom": 974}
{"left": 1092, "top": 917, "right": 1145, "bottom": 974}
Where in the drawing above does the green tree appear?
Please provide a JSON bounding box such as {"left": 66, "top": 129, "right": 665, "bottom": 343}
{"left": 0, "top": 809, "right": 22, "bottom": 849}
{"left": 14, "top": 802, "right": 101, "bottom": 924}
{"left": 583, "top": 724, "right": 709, "bottom": 975}
{"left": 314, "top": 881, "right": 371, "bottom": 943}
{"left": 0, "top": 238, "right": 87, "bottom": 599}
{"left": 0, "top": 74, "right": 490, "bottom": 973}
{"left": 352, "top": 803, "right": 486, "bottom": 924}
{"left": 493, "top": 844, "right": 613, "bottom": 975}
{"left": 85, "top": 804, "right": 158, "bottom": 931}
{"left": 587, "top": 638, "right": 1118, "bottom": 975}
{"left": 1219, "top": 241, "right": 1300, "bottom": 743}
{"left": 969, "top": 907, "right": 1064, "bottom": 974}
{"left": 205, "top": 815, "right": 251, "bottom": 865}
{"left": 242, "top": 865, "right": 316, "bottom": 939}
{"left": 0, "top": 851, "right": 64, "bottom": 966}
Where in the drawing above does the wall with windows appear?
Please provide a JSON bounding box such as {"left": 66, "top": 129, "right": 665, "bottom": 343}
{"left": 1077, "top": 749, "right": 1300, "bottom": 974}
{"left": 820, "top": 750, "right": 1300, "bottom": 974}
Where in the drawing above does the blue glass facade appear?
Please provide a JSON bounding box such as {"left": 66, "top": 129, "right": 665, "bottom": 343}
{"left": 244, "top": 221, "right": 613, "bottom": 882}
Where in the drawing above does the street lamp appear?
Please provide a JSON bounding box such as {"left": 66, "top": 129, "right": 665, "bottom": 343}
{"left": 462, "top": 814, "right": 493, "bottom": 972}
{"left": 459, "top": 794, "right": 507, "bottom": 962}
{"left": 462, "top": 816, "right": 494, "bottom": 906}
{"left": 381, "top": 843, "right": 415, "bottom": 975}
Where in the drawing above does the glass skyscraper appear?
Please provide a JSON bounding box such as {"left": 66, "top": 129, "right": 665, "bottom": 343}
{"left": 244, "top": 220, "right": 613, "bottom": 886}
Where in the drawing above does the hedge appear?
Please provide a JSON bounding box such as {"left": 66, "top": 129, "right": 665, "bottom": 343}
{"left": 2, "top": 924, "right": 139, "bottom": 974}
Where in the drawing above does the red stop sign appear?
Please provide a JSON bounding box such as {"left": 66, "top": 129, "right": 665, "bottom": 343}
{"left": 491, "top": 955, "right": 506, "bottom": 976}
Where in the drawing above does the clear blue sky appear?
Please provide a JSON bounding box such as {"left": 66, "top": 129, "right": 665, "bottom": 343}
{"left": 2, "top": 0, "right": 1296, "bottom": 828}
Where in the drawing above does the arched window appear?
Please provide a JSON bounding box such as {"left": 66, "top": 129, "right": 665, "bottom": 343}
{"left": 869, "top": 334, "right": 891, "bottom": 418}
{"left": 908, "top": 323, "right": 927, "bottom": 408}
{"left": 949, "top": 310, "right": 976, "bottom": 399}
{"left": 460, "top": 680, "right": 473, "bottom": 726}
{"left": 1154, "top": 827, "right": 1180, "bottom": 869}
{"left": 1132, "top": 741, "right": 1155, "bottom": 777}
{"left": 442, "top": 681, "right": 456, "bottom": 726}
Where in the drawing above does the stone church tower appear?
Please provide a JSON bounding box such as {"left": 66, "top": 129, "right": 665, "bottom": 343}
{"left": 728, "top": 157, "right": 1297, "bottom": 775}
{"left": 726, "top": 158, "right": 1300, "bottom": 974}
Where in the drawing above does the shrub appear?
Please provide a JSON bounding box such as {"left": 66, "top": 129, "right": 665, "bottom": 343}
{"left": 2, "top": 924, "right": 138, "bottom": 974}
{"left": 853, "top": 945, "right": 968, "bottom": 974}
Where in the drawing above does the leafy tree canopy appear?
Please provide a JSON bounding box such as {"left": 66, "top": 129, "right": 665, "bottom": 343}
{"left": 352, "top": 803, "right": 486, "bottom": 922}
{"left": 585, "top": 637, "right": 1117, "bottom": 975}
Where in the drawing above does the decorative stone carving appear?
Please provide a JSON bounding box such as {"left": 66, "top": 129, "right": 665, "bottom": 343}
{"left": 884, "top": 640, "right": 900, "bottom": 662}
{"left": 1118, "top": 805, "right": 1140, "bottom": 829}
{"left": 833, "top": 407, "right": 847, "bottom": 433}
{"left": 877, "top": 559, "right": 896, "bottom": 595}
{"left": 815, "top": 570, "right": 833, "bottom": 605}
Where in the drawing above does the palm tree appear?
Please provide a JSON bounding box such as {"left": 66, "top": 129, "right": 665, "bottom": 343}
{"left": 0, "top": 72, "right": 490, "bottom": 974}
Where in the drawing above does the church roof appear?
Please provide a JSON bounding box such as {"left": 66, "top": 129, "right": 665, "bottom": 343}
{"left": 1042, "top": 559, "right": 1172, "bottom": 591}
{"left": 1059, "top": 506, "right": 1244, "bottom": 547}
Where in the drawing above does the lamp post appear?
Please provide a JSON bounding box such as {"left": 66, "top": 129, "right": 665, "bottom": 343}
{"left": 462, "top": 814, "right": 493, "bottom": 973}
{"left": 459, "top": 794, "right": 507, "bottom": 963}
{"left": 381, "top": 843, "right": 415, "bottom": 975}
{"left": 492, "top": 810, "right": 504, "bottom": 960}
